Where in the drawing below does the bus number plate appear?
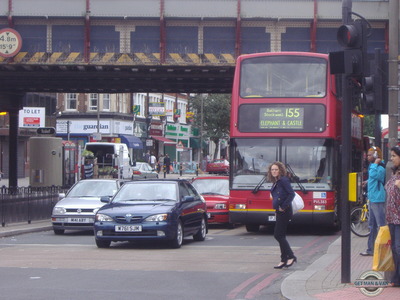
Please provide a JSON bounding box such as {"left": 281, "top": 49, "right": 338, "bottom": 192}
{"left": 268, "top": 215, "right": 276, "bottom": 222}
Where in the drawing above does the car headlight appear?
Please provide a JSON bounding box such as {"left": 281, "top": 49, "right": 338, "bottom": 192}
{"left": 214, "top": 203, "right": 226, "bottom": 209}
{"left": 95, "top": 214, "right": 114, "bottom": 222}
{"left": 52, "top": 207, "right": 66, "bottom": 215}
{"left": 145, "top": 214, "right": 168, "bottom": 222}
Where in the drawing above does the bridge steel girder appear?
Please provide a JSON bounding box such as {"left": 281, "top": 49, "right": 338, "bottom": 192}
{"left": 0, "top": 52, "right": 235, "bottom": 94}
{"left": 0, "top": 63, "right": 234, "bottom": 94}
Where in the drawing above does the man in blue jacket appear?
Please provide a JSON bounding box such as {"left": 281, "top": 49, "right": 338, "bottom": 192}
{"left": 360, "top": 146, "right": 386, "bottom": 256}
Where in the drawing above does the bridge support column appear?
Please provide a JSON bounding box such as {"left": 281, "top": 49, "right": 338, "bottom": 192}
{"left": 266, "top": 25, "right": 286, "bottom": 52}
{"left": 0, "top": 93, "right": 24, "bottom": 189}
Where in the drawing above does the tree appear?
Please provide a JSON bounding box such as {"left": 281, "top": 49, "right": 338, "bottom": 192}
{"left": 363, "top": 115, "right": 375, "bottom": 137}
{"left": 190, "top": 94, "right": 231, "bottom": 159}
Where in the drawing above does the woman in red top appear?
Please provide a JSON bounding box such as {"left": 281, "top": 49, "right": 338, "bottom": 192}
{"left": 385, "top": 146, "right": 400, "bottom": 286}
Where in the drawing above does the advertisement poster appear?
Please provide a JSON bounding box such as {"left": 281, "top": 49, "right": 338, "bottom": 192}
{"left": 18, "top": 107, "right": 45, "bottom": 128}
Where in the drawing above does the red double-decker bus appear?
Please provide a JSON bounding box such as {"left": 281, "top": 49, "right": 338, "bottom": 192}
{"left": 229, "top": 52, "right": 364, "bottom": 232}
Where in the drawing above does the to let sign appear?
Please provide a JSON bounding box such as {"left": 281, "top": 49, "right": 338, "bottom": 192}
{"left": 0, "top": 28, "right": 22, "bottom": 58}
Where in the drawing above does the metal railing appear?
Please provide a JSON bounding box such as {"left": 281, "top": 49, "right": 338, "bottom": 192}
{"left": 0, "top": 186, "right": 67, "bottom": 227}
{"left": 171, "top": 162, "right": 200, "bottom": 175}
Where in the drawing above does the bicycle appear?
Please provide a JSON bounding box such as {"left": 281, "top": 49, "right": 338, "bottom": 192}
{"left": 350, "top": 201, "right": 370, "bottom": 237}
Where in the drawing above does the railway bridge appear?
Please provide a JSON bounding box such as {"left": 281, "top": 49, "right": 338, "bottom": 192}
{"left": 0, "top": 0, "right": 389, "bottom": 186}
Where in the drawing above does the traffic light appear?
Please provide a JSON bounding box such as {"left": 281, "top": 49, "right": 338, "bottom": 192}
{"left": 145, "top": 115, "right": 152, "bottom": 135}
{"left": 362, "top": 49, "right": 388, "bottom": 114}
{"left": 330, "top": 20, "right": 368, "bottom": 76}
{"left": 362, "top": 75, "right": 375, "bottom": 112}
{"left": 337, "top": 21, "right": 364, "bottom": 49}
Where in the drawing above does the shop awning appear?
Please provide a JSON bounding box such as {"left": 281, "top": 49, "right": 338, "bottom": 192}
{"left": 119, "top": 135, "right": 143, "bottom": 149}
{"left": 152, "top": 136, "right": 177, "bottom": 145}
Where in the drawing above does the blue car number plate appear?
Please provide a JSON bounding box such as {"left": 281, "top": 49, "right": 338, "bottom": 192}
{"left": 115, "top": 225, "right": 142, "bottom": 232}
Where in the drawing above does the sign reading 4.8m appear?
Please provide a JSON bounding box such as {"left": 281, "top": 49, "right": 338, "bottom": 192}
{"left": 0, "top": 28, "right": 22, "bottom": 58}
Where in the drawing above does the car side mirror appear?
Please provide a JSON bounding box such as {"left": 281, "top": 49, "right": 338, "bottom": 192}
{"left": 100, "top": 196, "right": 111, "bottom": 203}
{"left": 183, "top": 195, "right": 195, "bottom": 202}
{"left": 58, "top": 193, "right": 66, "bottom": 200}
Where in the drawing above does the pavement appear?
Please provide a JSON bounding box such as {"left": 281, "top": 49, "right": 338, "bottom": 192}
{"left": 1, "top": 175, "right": 399, "bottom": 299}
{"left": 281, "top": 233, "right": 400, "bottom": 299}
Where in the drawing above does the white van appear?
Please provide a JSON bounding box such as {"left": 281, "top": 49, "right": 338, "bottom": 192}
{"left": 84, "top": 142, "right": 135, "bottom": 179}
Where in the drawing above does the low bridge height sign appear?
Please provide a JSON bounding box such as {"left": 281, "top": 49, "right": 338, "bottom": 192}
{"left": 0, "top": 28, "right": 22, "bottom": 58}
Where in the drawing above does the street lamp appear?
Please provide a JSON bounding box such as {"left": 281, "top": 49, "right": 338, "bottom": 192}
{"left": 67, "top": 120, "right": 71, "bottom": 141}
{"left": 199, "top": 95, "right": 204, "bottom": 166}
{"left": 97, "top": 95, "right": 100, "bottom": 134}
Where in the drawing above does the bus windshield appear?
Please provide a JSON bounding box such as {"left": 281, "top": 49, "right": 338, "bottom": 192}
{"left": 231, "top": 138, "right": 333, "bottom": 191}
{"left": 240, "top": 56, "right": 327, "bottom": 98}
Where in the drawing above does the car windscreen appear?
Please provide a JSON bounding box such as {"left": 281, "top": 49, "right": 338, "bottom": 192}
{"left": 67, "top": 181, "right": 118, "bottom": 197}
{"left": 192, "top": 179, "right": 229, "bottom": 196}
{"left": 113, "top": 182, "right": 178, "bottom": 202}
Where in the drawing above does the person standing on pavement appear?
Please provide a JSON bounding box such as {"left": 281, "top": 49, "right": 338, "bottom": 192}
{"left": 360, "top": 146, "right": 386, "bottom": 256}
{"left": 164, "top": 154, "right": 171, "bottom": 174}
{"left": 157, "top": 154, "right": 164, "bottom": 173}
{"left": 384, "top": 145, "right": 400, "bottom": 287}
{"left": 150, "top": 152, "right": 157, "bottom": 169}
{"left": 267, "top": 161, "right": 297, "bottom": 269}
{"left": 144, "top": 150, "right": 150, "bottom": 164}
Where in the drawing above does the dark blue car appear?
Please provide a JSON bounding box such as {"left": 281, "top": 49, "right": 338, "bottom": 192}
{"left": 94, "top": 179, "right": 208, "bottom": 248}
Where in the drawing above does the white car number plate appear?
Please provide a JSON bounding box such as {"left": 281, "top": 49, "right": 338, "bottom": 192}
{"left": 268, "top": 215, "right": 276, "bottom": 222}
{"left": 115, "top": 225, "right": 142, "bottom": 232}
{"left": 68, "top": 218, "right": 92, "bottom": 223}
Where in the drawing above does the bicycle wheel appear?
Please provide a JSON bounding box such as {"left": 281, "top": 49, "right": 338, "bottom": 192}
{"left": 350, "top": 207, "right": 370, "bottom": 237}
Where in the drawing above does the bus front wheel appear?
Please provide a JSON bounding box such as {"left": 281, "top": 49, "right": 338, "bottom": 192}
{"left": 245, "top": 224, "right": 260, "bottom": 232}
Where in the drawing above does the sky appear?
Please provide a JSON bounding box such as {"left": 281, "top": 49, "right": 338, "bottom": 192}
{"left": 381, "top": 114, "right": 388, "bottom": 129}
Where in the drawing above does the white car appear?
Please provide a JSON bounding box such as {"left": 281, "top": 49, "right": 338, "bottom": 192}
{"left": 51, "top": 179, "right": 126, "bottom": 234}
{"left": 132, "top": 162, "right": 159, "bottom": 179}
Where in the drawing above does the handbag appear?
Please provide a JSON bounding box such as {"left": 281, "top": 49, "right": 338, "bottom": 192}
{"left": 292, "top": 192, "right": 304, "bottom": 214}
{"left": 372, "top": 225, "right": 395, "bottom": 272}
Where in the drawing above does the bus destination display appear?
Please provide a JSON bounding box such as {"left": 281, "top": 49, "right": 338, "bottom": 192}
{"left": 259, "top": 107, "right": 304, "bottom": 129}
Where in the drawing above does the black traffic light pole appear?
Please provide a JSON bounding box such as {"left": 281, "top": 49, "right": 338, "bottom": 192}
{"left": 334, "top": 1, "right": 383, "bottom": 283}
{"left": 339, "top": 0, "right": 352, "bottom": 284}
{"left": 341, "top": 74, "right": 352, "bottom": 284}
{"left": 340, "top": 0, "right": 363, "bottom": 284}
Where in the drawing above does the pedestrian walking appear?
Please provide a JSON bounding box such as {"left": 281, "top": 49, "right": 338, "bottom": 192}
{"left": 144, "top": 150, "right": 150, "bottom": 164}
{"left": 150, "top": 152, "right": 157, "bottom": 169}
{"left": 164, "top": 154, "right": 171, "bottom": 174}
{"left": 384, "top": 145, "right": 400, "bottom": 287}
{"left": 157, "top": 154, "right": 164, "bottom": 173}
{"left": 267, "top": 161, "right": 297, "bottom": 269}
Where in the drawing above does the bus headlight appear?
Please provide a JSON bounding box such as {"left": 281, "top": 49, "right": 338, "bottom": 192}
{"left": 235, "top": 204, "right": 246, "bottom": 209}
